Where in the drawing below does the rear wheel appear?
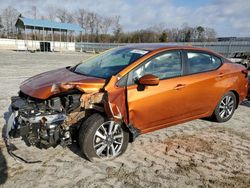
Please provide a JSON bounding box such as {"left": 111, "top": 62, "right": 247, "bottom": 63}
{"left": 212, "top": 92, "right": 237, "bottom": 122}
{"left": 79, "top": 113, "right": 129, "bottom": 161}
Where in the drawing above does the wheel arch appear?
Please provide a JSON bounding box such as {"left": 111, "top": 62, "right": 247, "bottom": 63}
{"left": 229, "top": 90, "right": 240, "bottom": 108}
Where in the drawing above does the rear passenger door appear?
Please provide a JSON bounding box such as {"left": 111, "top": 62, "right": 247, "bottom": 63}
{"left": 181, "top": 50, "right": 223, "bottom": 117}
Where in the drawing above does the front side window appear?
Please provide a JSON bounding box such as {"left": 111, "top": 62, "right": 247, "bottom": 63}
{"left": 187, "top": 52, "right": 222, "bottom": 74}
{"left": 128, "top": 51, "right": 182, "bottom": 84}
{"left": 74, "top": 48, "right": 149, "bottom": 79}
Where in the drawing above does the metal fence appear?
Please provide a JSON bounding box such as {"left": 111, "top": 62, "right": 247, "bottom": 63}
{"left": 76, "top": 41, "right": 250, "bottom": 57}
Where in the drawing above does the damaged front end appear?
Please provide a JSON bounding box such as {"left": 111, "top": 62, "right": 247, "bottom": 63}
{"left": 6, "top": 91, "right": 83, "bottom": 149}
{"left": 5, "top": 76, "right": 140, "bottom": 158}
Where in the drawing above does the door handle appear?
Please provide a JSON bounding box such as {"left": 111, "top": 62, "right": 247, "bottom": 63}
{"left": 174, "top": 84, "right": 186, "bottom": 90}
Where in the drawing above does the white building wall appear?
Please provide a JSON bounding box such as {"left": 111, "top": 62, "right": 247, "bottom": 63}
{"left": 0, "top": 38, "right": 75, "bottom": 51}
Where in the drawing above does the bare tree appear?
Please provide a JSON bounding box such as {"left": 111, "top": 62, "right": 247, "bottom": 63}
{"left": 0, "top": 15, "right": 3, "bottom": 37}
{"left": 179, "top": 25, "right": 195, "bottom": 42}
{"left": 76, "top": 9, "right": 90, "bottom": 39}
{"left": 159, "top": 31, "right": 167, "bottom": 42}
{"left": 56, "top": 8, "right": 74, "bottom": 23}
{"left": 76, "top": 9, "right": 105, "bottom": 42}
{"left": 112, "top": 16, "right": 122, "bottom": 42}
{"left": 46, "top": 6, "right": 56, "bottom": 21}
{"left": 151, "top": 23, "right": 166, "bottom": 34}
{"left": 100, "top": 17, "right": 112, "bottom": 34}
{"left": 204, "top": 27, "right": 217, "bottom": 41}
{"left": 196, "top": 26, "right": 205, "bottom": 42}
{"left": 32, "top": 6, "right": 37, "bottom": 19}
{"left": 76, "top": 9, "right": 87, "bottom": 28}
{"left": 66, "top": 13, "right": 74, "bottom": 23}
{"left": 0, "top": 15, "right": 3, "bottom": 29}
{"left": 76, "top": 10, "right": 103, "bottom": 42}
{"left": 24, "top": 6, "right": 38, "bottom": 19}
{"left": 87, "top": 12, "right": 97, "bottom": 40}
{"left": 76, "top": 9, "right": 115, "bottom": 42}
{"left": 56, "top": 8, "right": 67, "bottom": 22}
{"left": 0, "top": 5, "right": 218, "bottom": 43}
{"left": 94, "top": 14, "right": 103, "bottom": 41}
{"left": 1, "top": 6, "right": 19, "bottom": 38}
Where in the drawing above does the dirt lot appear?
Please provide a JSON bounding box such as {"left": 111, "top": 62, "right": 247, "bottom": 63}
{"left": 0, "top": 50, "right": 250, "bottom": 188}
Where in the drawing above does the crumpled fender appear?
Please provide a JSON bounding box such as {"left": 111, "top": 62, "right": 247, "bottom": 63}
{"left": 58, "top": 82, "right": 105, "bottom": 93}
{"left": 75, "top": 76, "right": 129, "bottom": 127}
{"left": 104, "top": 76, "right": 128, "bottom": 124}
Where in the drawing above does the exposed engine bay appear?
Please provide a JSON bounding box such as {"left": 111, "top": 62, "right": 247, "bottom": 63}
{"left": 7, "top": 90, "right": 105, "bottom": 149}
{"left": 4, "top": 74, "right": 139, "bottom": 161}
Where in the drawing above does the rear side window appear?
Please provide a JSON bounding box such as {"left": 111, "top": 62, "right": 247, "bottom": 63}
{"left": 187, "top": 52, "right": 222, "bottom": 74}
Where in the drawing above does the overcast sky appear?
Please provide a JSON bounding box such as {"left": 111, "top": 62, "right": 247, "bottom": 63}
{"left": 0, "top": 0, "right": 249, "bottom": 37}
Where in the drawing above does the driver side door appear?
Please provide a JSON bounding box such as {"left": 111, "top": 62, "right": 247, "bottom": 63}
{"left": 126, "top": 50, "right": 189, "bottom": 133}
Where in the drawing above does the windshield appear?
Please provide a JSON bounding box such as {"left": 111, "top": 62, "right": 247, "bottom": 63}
{"left": 74, "top": 48, "right": 149, "bottom": 79}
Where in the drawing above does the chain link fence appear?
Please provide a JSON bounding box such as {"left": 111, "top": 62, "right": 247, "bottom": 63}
{"left": 76, "top": 41, "right": 250, "bottom": 57}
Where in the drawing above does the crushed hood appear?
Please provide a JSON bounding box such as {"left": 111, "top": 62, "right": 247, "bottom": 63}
{"left": 20, "top": 67, "right": 106, "bottom": 99}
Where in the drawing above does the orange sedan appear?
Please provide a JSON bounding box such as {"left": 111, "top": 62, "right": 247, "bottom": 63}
{"left": 6, "top": 45, "right": 248, "bottom": 161}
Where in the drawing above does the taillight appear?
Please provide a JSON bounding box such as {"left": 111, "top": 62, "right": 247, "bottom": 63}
{"left": 241, "top": 69, "right": 248, "bottom": 78}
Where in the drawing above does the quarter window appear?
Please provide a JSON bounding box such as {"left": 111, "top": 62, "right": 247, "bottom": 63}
{"left": 187, "top": 52, "right": 222, "bottom": 74}
{"left": 129, "top": 51, "right": 182, "bottom": 84}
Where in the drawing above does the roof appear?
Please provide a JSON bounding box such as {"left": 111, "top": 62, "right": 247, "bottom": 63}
{"left": 123, "top": 44, "right": 196, "bottom": 51}
{"left": 120, "top": 44, "right": 223, "bottom": 57}
{"left": 15, "top": 16, "right": 83, "bottom": 32}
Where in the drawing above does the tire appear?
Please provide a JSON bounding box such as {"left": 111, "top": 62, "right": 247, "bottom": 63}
{"left": 78, "top": 113, "right": 129, "bottom": 161}
{"left": 212, "top": 91, "right": 237, "bottom": 122}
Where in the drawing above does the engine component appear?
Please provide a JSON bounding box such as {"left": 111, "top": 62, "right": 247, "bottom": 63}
{"left": 8, "top": 93, "right": 82, "bottom": 149}
{"left": 17, "top": 112, "right": 67, "bottom": 148}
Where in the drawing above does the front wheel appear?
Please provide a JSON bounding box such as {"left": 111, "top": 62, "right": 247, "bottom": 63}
{"left": 78, "top": 113, "right": 129, "bottom": 161}
{"left": 212, "top": 91, "right": 237, "bottom": 122}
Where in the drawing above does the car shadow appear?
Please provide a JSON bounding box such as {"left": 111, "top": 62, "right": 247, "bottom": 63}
{"left": 241, "top": 100, "right": 250, "bottom": 107}
{"left": 0, "top": 109, "right": 10, "bottom": 185}
{"left": 0, "top": 148, "right": 8, "bottom": 185}
{"left": 68, "top": 142, "right": 87, "bottom": 159}
{"left": 67, "top": 134, "right": 89, "bottom": 161}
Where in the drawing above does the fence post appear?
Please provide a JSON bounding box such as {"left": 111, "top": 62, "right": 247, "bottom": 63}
{"left": 227, "top": 40, "right": 232, "bottom": 57}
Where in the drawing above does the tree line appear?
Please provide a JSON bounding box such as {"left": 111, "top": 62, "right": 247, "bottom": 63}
{"left": 0, "top": 5, "right": 217, "bottom": 43}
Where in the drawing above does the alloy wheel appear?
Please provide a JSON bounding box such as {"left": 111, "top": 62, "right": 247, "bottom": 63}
{"left": 219, "top": 95, "right": 235, "bottom": 119}
{"left": 93, "top": 121, "right": 124, "bottom": 158}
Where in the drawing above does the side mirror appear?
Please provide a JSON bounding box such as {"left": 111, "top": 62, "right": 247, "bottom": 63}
{"left": 138, "top": 74, "right": 159, "bottom": 86}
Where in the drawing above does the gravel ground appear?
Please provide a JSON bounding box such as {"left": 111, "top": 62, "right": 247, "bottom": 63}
{"left": 0, "top": 50, "right": 250, "bottom": 188}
